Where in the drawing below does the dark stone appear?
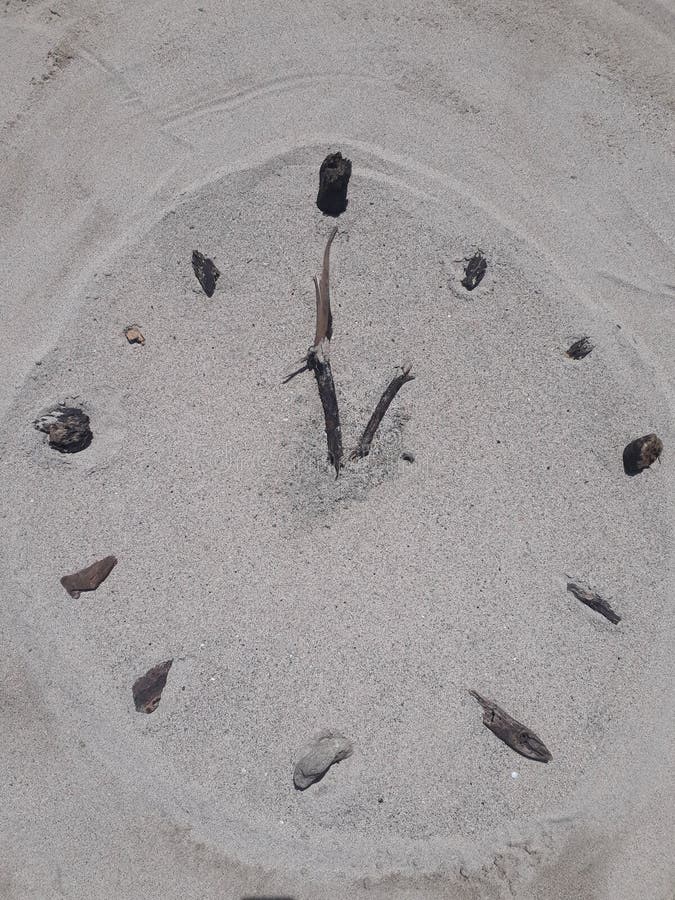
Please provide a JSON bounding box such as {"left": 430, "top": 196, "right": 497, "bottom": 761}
{"left": 623, "top": 433, "right": 663, "bottom": 475}
{"left": 401, "top": 451, "right": 415, "bottom": 463}
{"left": 192, "top": 250, "right": 220, "bottom": 297}
{"left": 566, "top": 337, "right": 594, "bottom": 359}
{"left": 61, "top": 556, "right": 117, "bottom": 599}
{"left": 461, "top": 252, "right": 487, "bottom": 291}
{"left": 132, "top": 659, "right": 173, "bottom": 714}
{"left": 36, "top": 406, "right": 93, "bottom": 453}
{"left": 316, "top": 152, "right": 352, "bottom": 216}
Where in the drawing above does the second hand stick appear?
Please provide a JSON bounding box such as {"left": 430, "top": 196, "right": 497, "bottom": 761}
{"left": 351, "top": 363, "right": 415, "bottom": 460}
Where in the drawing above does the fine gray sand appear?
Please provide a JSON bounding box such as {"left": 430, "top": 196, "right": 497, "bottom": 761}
{"left": 1, "top": 2, "right": 674, "bottom": 899}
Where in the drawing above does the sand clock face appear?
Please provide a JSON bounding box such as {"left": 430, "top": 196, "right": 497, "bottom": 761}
{"left": 2, "top": 6, "right": 669, "bottom": 889}
{"left": 12, "top": 156, "right": 665, "bottom": 874}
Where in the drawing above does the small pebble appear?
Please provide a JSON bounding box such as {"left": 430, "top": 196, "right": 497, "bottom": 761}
{"left": 566, "top": 336, "right": 594, "bottom": 359}
{"left": 623, "top": 433, "right": 663, "bottom": 475}
{"left": 124, "top": 324, "right": 145, "bottom": 345}
{"left": 461, "top": 251, "right": 487, "bottom": 291}
{"left": 192, "top": 250, "right": 220, "bottom": 297}
{"left": 293, "top": 730, "right": 353, "bottom": 790}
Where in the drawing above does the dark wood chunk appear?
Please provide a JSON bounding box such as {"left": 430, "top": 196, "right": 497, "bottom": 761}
{"left": 293, "top": 730, "right": 353, "bottom": 790}
{"left": 461, "top": 252, "right": 487, "bottom": 291}
{"left": 60, "top": 555, "right": 117, "bottom": 598}
{"left": 191, "top": 250, "right": 220, "bottom": 297}
{"left": 316, "top": 152, "right": 352, "bottom": 216}
{"left": 132, "top": 659, "right": 173, "bottom": 713}
{"left": 623, "top": 433, "right": 663, "bottom": 475}
{"left": 566, "top": 337, "right": 594, "bottom": 359}
{"left": 567, "top": 581, "right": 621, "bottom": 624}
{"left": 469, "top": 690, "right": 552, "bottom": 763}
{"left": 37, "top": 407, "right": 93, "bottom": 453}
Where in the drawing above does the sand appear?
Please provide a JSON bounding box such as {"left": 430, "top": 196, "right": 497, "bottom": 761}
{"left": 1, "top": 1, "right": 673, "bottom": 898}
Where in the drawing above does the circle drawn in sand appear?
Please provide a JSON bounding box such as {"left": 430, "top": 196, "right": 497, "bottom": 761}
{"left": 5, "top": 144, "right": 670, "bottom": 883}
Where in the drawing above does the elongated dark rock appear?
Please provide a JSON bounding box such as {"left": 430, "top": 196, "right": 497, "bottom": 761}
{"left": 351, "top": 364, "right": 415, "bottom": 460}
{"left": 192, "top": 250, "right": 220, "bottom": 297}
{"left": 316, "top": 152, "right": 352, "bottom": 216}
{"left": 35, "top": 406, "right": 93, "bottom": 453}
{"left": 469, "top": 690, "right": 552, "bottom": 763}
{"left": 566, "top": 336, "right": 594, "bottom": 359}
{"left": 623, "top": 433, "right": 663, "bottom": 475}
{"left": 132, "top": 659, "right": 173, "bottom": 713}
{"left": 293, "top": 730, "right": 353, "bottom": 790}
{"left": 461, "top": 251, "right": 487, "bottom": 291}
{"left": 567, "top": 581, "right": 621, "bottom": 624}
{"left": 60, "top": 555, "right": 117, "bottom": 598}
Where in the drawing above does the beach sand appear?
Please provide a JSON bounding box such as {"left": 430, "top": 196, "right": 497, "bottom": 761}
{"left": 1, "top": 1, "right": 673, "bottom": 898}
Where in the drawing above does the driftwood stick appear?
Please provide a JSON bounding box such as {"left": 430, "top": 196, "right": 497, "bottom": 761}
{"left": 307, "top": 338, "right": 342, "bottom": 476}
{"left": 567, "top": 581, "right": 621, "bottom": 624}
{"left": 351, "top": 364, "right": 415, "bottom": 460}
{"left": 285, "top": 227, "right": 343, "bottom": 476}
{"left": 314, "top": 226, "right": 337, "bottom": 346}
{"left": 469, "top": 689, "right": 552, "bottom": 763}
{"left": 282, "top": 360, "right": 310, "bottom": 384}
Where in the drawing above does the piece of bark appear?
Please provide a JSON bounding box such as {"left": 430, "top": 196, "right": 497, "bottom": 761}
{"left": 124, "top": 324, "right": 145, "bottom": 345}
{"left": 350, "top": 364, "right": 415, "bottom": 460}
{"left": 132, "top": 659, "right": 173, "bottom": 713}
{"left": 461, "top": 251, "right": 487, "bottom": 291}
{"left": 293, "top": 730, "right": 353, "bottom": 790}
{"left": 566, "top": 336, "right": 593, "bottom": 359}
{"left": 35, "top": 406, "right": 93, "bottom": 454}
{"left": 567, "top": 581, "right": 621, "bottom": 624}
{"left": 316, "top": 152, "right": 352, "bottom": 216}
{"left": 191, "top": 250, "right": 220, "bottom": 297}
{"left": 285, "top": 227, "right": 343, "bottom": 476}
{"left": 60, "top": 555, "right": 117, "bottom": 598}
{"left": 623, "top": 433, "right": 663, "bottom": 475}
{"left": 468, "top": 690, "right": 552, "bottom": 763}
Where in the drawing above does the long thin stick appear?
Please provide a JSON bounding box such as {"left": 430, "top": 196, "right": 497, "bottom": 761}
{"left": 314, "top": 226, "right": 337, "bottom": 346}
{"left": 285, "top": 228, "right": 343, "bottom": 477}
{"left": 351, "top": 363, "right": 415, "bottom": 460}
{"left": 308, "top": 338, "right": 342, "bottom": 476}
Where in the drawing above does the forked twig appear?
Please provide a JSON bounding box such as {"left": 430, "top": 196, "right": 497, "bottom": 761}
{"left": 350, "top": 363, "right": 415, "bottom": 460}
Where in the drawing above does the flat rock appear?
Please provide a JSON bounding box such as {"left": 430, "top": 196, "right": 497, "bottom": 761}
{"left": 293, "top": 730, "right": 353, "bottom": 790}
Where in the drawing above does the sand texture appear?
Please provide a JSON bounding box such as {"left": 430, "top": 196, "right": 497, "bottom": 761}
{"left": 1, "top": 1, "right": 674, "bottom": 898}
